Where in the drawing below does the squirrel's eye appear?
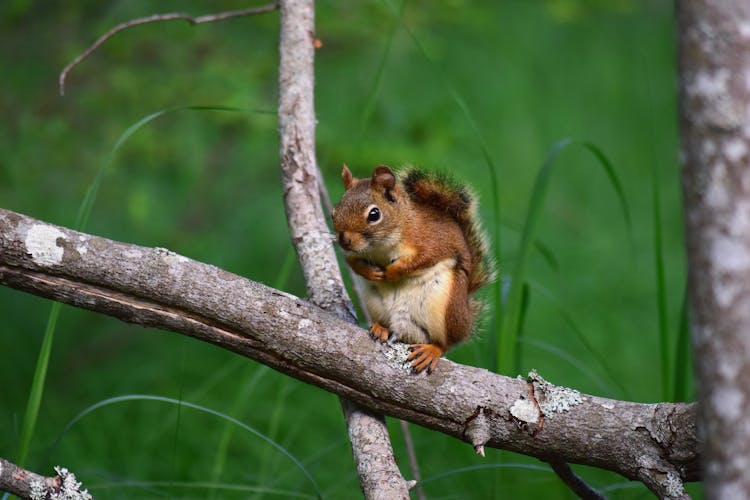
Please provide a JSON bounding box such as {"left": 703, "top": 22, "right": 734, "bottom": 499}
{"left": 367, "top": 207, "right": 381, "bottom": 223}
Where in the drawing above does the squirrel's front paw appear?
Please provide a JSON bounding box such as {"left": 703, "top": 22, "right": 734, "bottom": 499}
{"left": 347, "top": 257, "right": 385, "bottom": 281}
{"left": 407, "top": 344, "right": 444, "bottom": 373}
{"left": 369, "top": 322, "right": 391, "bottom": 342}
{"left": 362, "top": 265, "right": 385, "bottom": 281}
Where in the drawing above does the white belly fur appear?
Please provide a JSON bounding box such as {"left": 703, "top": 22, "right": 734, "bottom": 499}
{"left": 364, "top": 258, "right": 455, "bottom": 346}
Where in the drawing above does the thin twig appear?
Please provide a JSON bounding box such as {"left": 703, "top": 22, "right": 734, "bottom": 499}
{"left": 58, "top": 2, "right": 279, "bottom": 96}
{"left": 400, "top": 419, "right": 426, "bottom": 500}
{"left": 547, "top": 460, "right": 604, "bottom": 500}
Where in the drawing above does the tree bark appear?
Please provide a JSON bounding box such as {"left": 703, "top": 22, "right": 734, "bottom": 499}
{"left": 677, "top": 1, "right": 750, "bottom": 498}
{"left": 276, "top": 1, "right": 409, "bottom": 497}
{"left": 0, "top": 458, "right": 91, "bottom": 500}
{"left": 0, "top": 208, "right": 699, "bottom": 497}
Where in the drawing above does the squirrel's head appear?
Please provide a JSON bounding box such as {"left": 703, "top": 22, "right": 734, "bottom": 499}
{"left": 332, "top": 164, "right": 406, "bottom": 256}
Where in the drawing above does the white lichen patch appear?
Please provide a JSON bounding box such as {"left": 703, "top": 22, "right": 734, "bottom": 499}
{"left": 539, "top": 385, "right": 583, "bottom": 414}
{"left": 30, "top": 478, "right": 48, "bottom": 500}
{"left": 25, "top": 224, "right": 65, "bottom": 266}
{"left": 297, "top": 318, "right": 312, "bottom": 330}
{"left": 155, "top": 247, "right": 188, "bottom": 264}
{"left": 382, "top": 342, "right": 413, "bottom": 373}
{"left": 510, "top": 398, "right": 539, "bottom": 424}
{"left": 29, "top": 466, "right": 92, "bottom": 500}
{"left": 528, "top": 369, "right": 584, "bottom": 416}
{"left": 54, "top": 466, "right": 92, "bottom": 500}
{"left": 664, "top": 471, "right": 687, "bottom": 499}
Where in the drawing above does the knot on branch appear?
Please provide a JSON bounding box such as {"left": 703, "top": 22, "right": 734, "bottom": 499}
{"left": 463, "top": 406, "right": 493, "bottom": 456}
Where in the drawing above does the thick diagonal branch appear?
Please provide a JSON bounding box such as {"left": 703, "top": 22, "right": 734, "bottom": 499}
{"left": 0, "top": 209, "right": 699, "bottom": 496}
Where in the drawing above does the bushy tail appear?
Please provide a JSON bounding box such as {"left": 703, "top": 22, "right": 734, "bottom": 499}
{"left": 399, "top": 167, "right": 495, "bottom": 294}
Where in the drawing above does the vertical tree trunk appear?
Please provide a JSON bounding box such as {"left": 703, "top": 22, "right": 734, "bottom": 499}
{"left": 677, "top": 1, "right": 750, "bottom": 497}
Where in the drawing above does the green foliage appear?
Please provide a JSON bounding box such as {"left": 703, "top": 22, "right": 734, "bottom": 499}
{"left": 1, "top": 1, "right": 696, "bottom": 498}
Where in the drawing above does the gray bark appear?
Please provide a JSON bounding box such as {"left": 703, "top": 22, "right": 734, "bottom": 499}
{"left": 276, "top": 1, "right": 409, "bottom": 498}
{"left": 677, "top": 1, "right": 750, "bottom": 498}
{"left": 0, "top": 458, "right": 91, "bottom": 500}
{"left": 0, "top": 208, "right": 699, "bottom": 497}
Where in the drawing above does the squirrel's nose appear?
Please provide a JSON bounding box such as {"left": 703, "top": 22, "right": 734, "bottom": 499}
{"left": 338, "top": 231, "right": 352, "bottom": 250}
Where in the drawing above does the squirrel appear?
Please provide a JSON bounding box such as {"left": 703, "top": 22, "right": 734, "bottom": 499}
{"left": 332, "top": 164, "right": 493, "bottom": 373}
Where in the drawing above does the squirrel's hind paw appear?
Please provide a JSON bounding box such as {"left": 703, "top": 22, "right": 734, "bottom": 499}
{"left": 407, "top": 344, "right": 444, "bottom": 373}
{"left": 369, "top": 322, "right": 391, "bottom": 342}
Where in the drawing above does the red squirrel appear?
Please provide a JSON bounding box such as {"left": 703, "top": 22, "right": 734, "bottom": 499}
{"left": 332, "top": 165, "right": 493, "bottom": 373}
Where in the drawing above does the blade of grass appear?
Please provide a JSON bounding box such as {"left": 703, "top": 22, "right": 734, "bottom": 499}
{"left": 55, "top": 394, "right": 322, "bottom": 499}
{"left": 253, "top": 378, "right": 295, "bottom": 499}
{"left": 498, "top": 140, "right": 632, "bottom": 375}
{"left": 637, "top": 47, "right": 673, "bottom": 403}
{"left": 15, "top": 303, "right": 61, "bottom": 467}
{"left": 518, "top": 337, "right": 613, "bottom": 396}
{"left": 356, "top": 0, "right": 406, "bottom": 143}
{"left": 209, "top": 365, "right": 270, "bottom": 498}
{"left": 514, "top": 282, "right": 531, "bottom": 371}
{"left": 580, "top": 142, "right": 634, "bottom": 254}
{"left": 528, "top": 279, "right": 630, "bottom": 399}
{"left": 169, "top": 341, "right": 187, "bottom": 492}
{"left": 90, "top": 480, "right": 317, "bottom": 498}
{"left": 673, "top": 285, "right": 691, "bottom": 402}
{"left": 653, "top": 162, "right": 670, "bottom": 400}
{"left": 417, "top": 463, "right": 553, "bottom": 486}
{"left": 210, "top": 249, "right": 294, "bottom": 496}
{"left": 498, "top": 138, "right": 571, "bottom": 375}
{"left": 16, "top": 104, "right": 251, "bottom": 468}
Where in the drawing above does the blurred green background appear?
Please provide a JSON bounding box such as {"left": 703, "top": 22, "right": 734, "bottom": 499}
{"left": 0, "top": 0, "right": 695, "bottom": 498}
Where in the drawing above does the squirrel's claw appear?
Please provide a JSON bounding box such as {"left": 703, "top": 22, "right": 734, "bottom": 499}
{"left": 369, "top": 322, "right": 390, "bottom": 342}
{"left": 407, "top": 344, "right": 443, "bottom": 373}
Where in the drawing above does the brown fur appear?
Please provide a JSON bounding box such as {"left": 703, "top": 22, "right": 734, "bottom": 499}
{"left": 332, "top": 165, "right": 491, "bottom": 372}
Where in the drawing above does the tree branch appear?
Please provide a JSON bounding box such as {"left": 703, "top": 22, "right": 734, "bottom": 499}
{"left": 0, "top": 208, "right": 700, "bottom": 496}
{"left": 546, "top": 460, "right": 604, "bottom": 500}
{"left": 0, "top": 458, "right": 91, "bottom": 500}
{"left": 58, "top": 2, "right": 280, "bottom": 96}
{"left": 276, "top": 1, "right": 409, "bottom": 497}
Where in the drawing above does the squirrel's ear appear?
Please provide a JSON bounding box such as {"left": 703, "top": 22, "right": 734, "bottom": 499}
{"left": 342, "top": 164, "right": 357, "bottom": 190}
{"left": 372, "top": 165, "right": 396, "bottom": 191}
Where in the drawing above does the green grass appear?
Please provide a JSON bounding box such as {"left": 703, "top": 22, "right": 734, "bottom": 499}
{"left": 55, "top": 395, "right": 322, "bottom": 498}
{"left": 497, "top": 139, "right": 632, "bottom": 376}
{"left": 1, "top": 1, "right": 695, "bottom": 498}
{"left": 15, "top": 104, "right": 251, "bottom": 469}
